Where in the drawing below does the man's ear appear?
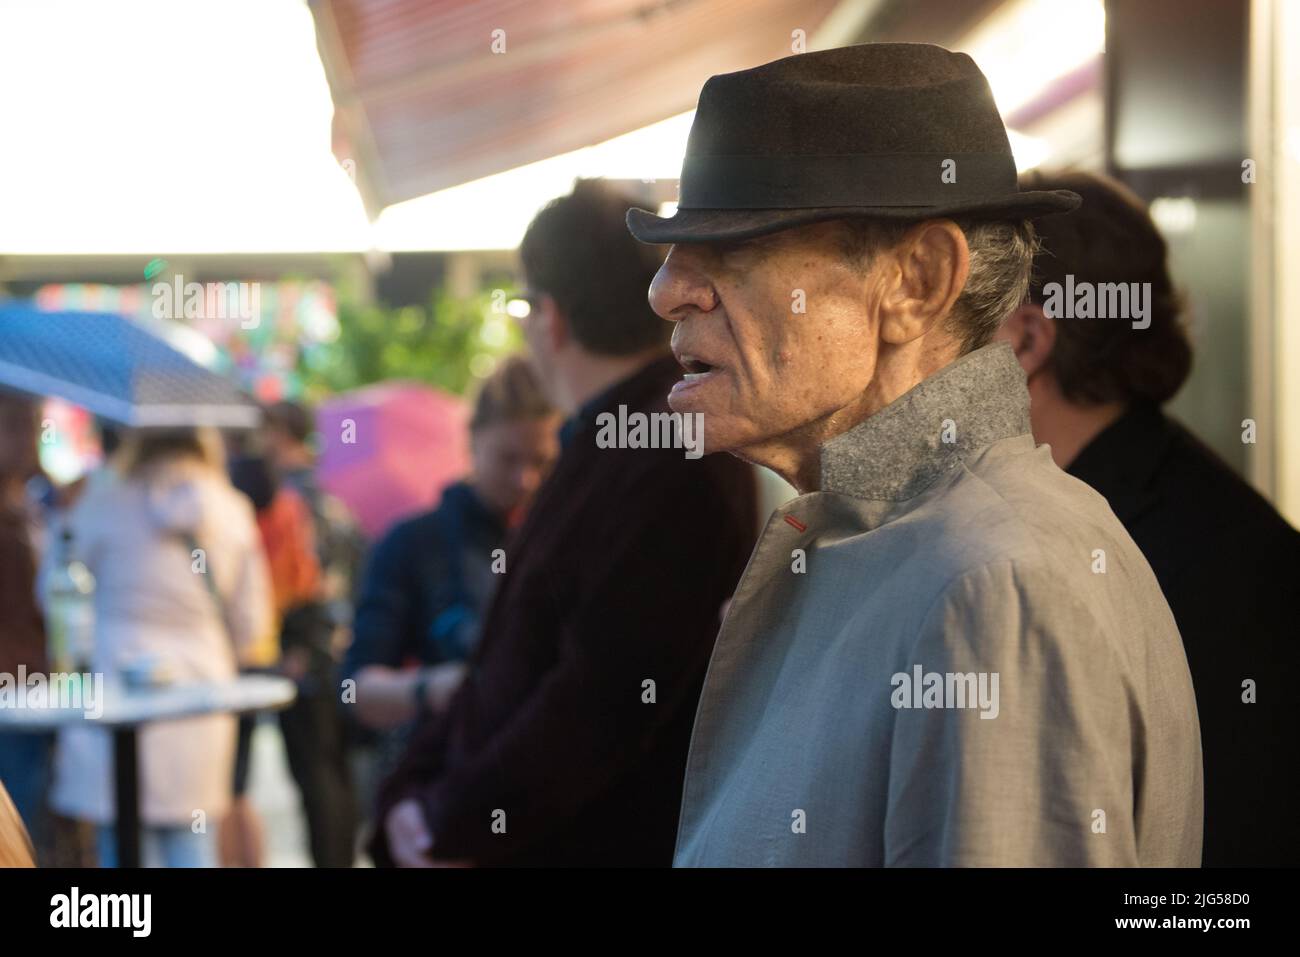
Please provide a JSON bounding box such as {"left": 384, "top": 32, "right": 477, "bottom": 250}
{"left": 995, "top": 303, "right": 1056, "bottom": 379}
{"left": 875, "top": 220, "right": 970, "bottom": 346}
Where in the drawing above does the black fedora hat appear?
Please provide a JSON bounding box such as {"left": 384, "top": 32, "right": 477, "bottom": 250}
{"left": 627, "top": 42, "right": 1080, "bottom": 245}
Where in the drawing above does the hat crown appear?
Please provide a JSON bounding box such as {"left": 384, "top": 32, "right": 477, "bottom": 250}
{"left": 625, "top": 42, "right": 1081, "bottom": 244}
{"left": 686, "top": 42, "right": 1012, "bottom": 158}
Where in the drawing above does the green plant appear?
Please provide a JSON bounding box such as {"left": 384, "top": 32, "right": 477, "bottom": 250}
{"left": 299, "top": 277, "right": 523, "bottom": 400}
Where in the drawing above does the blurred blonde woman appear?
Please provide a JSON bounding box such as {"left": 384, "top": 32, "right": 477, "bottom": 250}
{"left": 45, "top": 427, "right": 275, "bottom": 868}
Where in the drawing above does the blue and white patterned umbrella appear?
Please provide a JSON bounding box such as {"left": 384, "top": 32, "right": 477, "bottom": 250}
{"left": 0, "top": 304, "right": 260, "bottom": 428}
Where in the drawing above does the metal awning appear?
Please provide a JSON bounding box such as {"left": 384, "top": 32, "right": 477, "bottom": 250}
{"left": 309, "top": 0, "right": 844, "bottom": 214}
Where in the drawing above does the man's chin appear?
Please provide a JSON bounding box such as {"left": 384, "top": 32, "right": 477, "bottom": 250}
{"left": 675, "top": 411, "right": 743, "bottom": 457}
{"left": 667, "top": 382, "right": 753, "bottom": 456}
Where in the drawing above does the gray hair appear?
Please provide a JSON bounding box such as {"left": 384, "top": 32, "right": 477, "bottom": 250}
{"left": 837, "top": 217, "right": 1038, "bottom": 353}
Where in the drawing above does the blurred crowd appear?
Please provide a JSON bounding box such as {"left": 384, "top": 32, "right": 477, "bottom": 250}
{"left": 0, "top": 350, "right": 570, "bottom": 867}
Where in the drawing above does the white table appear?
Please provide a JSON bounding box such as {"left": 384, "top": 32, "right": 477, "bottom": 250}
{"left": 0, "top": 674, "right": 296, "bottom": 867}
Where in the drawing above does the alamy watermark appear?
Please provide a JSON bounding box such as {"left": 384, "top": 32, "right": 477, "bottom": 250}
{"left": 1042, "top": 274, "right": 1151, "bottom": 330}
{"left": 151, "top": 274, "right": 260, "bottom": 328}
{"left": 890, "top": 665, "right": 1000, "bottom": 719}
{"left": 0, "top": 666, "right": 104, "bottom": 719}
{"left": 50, "top": 887, "right": 150, "bottom": 937}
{"left": 595, "top": 405, "right": 704, "bottom": 459}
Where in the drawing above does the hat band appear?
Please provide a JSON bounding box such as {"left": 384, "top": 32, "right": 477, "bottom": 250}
{"left": 678, "top": 152, "right": 1018, "bottom": 209}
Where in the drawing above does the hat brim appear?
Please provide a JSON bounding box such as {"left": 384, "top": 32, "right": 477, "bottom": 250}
{"left": 626, "top": 189, "right": 1081, "bottom": 244}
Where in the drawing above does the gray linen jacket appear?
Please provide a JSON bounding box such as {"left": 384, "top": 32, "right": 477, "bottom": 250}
{"left": 674, "top": 343, "right": 1203, "bottom": 867}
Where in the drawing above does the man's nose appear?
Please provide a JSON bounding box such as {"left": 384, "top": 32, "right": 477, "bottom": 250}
{"left": 648, "top": 249, "right": 718, "bottom": 322}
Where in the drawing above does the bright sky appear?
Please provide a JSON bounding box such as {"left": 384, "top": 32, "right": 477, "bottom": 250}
{"left": 0, "top": 0, "right": 694, "bottom": 255}
{"left": 0, "top": 0, "right": 368, "bottom": 254}
{"left": 0, "top": 0, "right": 1102, "bottom": 255}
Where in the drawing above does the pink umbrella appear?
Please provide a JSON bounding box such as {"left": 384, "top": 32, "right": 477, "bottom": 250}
{"left": 316, "top": 381, "right": 470, "bottom": 539}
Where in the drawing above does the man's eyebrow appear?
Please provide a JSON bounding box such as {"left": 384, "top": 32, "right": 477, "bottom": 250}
{"left": 676, "top": 235, "right": 770, "bottom": 261}
{"left": 718, "top": 236, "right": 771, "bottom": 255}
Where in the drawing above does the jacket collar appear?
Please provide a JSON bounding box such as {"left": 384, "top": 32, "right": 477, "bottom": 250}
{"left": 819, "top": 342, "right": 1032, "bottom": 501}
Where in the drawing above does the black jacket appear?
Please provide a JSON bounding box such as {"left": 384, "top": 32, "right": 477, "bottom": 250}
{"left": 1068, "top": 402, "right": 1300, "bottom": 866}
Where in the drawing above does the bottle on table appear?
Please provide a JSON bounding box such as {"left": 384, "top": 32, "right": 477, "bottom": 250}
{"left": 45, "top": 527, "right": 95, "bottom": 675}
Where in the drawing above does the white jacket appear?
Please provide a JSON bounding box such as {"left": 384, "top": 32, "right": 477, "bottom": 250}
{"left": 47, "top": 457, "right": 274, "bottom": 826}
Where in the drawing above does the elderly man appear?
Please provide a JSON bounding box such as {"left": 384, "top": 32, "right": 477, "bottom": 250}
{"left": 627, "top": 43, "right": 1203, "bottom": 866}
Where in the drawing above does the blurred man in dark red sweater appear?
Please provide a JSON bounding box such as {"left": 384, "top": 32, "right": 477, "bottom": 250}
{"left": 369, "top": 180, "right": 758, "bottom": 866}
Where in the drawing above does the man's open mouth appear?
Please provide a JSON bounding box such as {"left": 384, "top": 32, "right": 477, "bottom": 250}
{"left": 678, "top": 355, "right": 719, "bottom": 376}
